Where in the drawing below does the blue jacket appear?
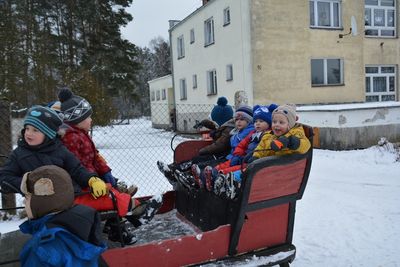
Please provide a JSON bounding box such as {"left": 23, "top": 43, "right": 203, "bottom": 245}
{"left": 227, "top": 123, "right": 255, "bottom": 159}
{"left": 19, "top": 205, "right": 106, "bottom": 267}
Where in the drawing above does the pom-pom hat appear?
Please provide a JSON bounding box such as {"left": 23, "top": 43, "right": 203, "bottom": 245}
{"left": 210, "top": 97, "right": 234, "bottom": 127}
{"left": 253, "top": 104, "right": 278, "bottom": 126}
{"left": 24, "top": 106, "right": 63, "bottom": 139}
{"left": 58, "top": 87, "right": 92, "bottom": 124}
{"left": 234, "top": 105, "right": 253, "bottom": 123}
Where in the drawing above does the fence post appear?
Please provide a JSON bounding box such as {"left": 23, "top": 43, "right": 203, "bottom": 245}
{"left": 0, "top": 99, "right": 16, "bottom": 214}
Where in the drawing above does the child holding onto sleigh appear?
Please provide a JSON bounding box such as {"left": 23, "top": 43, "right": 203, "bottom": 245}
{"left": 0, "top": 105, "right": 161, "bottom": 244}
{"left": 19, "top": 165, "right": 106, "bottom": 266}
{"left": 214, "top": 104, "right": 312, "bottom": 199}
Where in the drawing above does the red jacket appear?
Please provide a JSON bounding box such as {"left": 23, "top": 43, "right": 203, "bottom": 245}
{"left": 62, "top": 124, "right": 111, "bottom": 176}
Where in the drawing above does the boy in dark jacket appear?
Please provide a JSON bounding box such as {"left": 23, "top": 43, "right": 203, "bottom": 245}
{"left": 19, "top": 165, "right": 106, "bottom": 266}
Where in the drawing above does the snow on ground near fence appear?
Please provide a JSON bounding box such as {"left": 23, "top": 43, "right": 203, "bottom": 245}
{"left": 1, "top": 119, "right": 400, "bottom": 266}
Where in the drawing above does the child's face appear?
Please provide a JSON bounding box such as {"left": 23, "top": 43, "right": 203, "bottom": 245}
{"left": 76, "top": 116, "right": 92, "bottom": 132}
{"left": 272, "top": 114, "right": 290, "bottom": 136}
{"left": 235, "top": 118, "right": 248, "bottom": 130}
{"left": 24, "top": 125, "right": 46, "bottom": 146}
{"left": 254, "top": 119, "right": 270, "bottom": 132}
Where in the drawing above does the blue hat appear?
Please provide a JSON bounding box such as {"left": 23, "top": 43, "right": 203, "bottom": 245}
{"left": 210, "top": 97, "right": 234, "bottom": 126}
{"left": 234, "top": 105, "right": 253, "bottom": 123}
{"left": 24, "top": 106, "right": 63, "bottom": 139}
{"left": 253, "top": 104, "right": 278, "bottom": 126}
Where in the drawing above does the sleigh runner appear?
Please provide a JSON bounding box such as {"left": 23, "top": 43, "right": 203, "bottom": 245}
{"left": 101, "top": 124, "right": 313, "bottom": 266}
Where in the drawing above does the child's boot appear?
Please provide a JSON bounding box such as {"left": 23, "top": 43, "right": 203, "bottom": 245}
{"left": 191, "top": 164, "right": 203, "bottom": 188}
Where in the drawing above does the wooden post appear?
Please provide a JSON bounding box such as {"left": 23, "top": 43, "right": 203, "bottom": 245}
{"left": 0, "top": 99, "right": 16, "bottom": 214}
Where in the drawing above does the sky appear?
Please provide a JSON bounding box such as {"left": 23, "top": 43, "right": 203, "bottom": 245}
{"left": 1, "top": 118, "right": 400, "bottom": 266}
{"left": 120, "top": 0, "right": 202, "bottom": 48}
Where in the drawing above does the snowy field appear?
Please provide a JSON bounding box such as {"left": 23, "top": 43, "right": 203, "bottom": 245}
{"left": 1, "top": 119, "right": 400, "bottom": 266}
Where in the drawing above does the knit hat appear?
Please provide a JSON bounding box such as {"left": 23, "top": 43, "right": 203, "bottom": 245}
{"left": 253, "top": 104, "right": 279, "bottom": 126}
{"left": 24, "top": 106, "right": 63, "bottom": 139}
{"left": 210, "top": 97, "right": 234, "bottom": 126}
{"left": 20, "top": 165, "right": 74, "bottom": 219}
{"left": 234, "top": 105, "right": 253, "bottom": 123}
{"left": 272, "top": 104, "right": 297, "bottom": 129}
{"left": 58, "top": 87, "right": 93, "bottom": 124}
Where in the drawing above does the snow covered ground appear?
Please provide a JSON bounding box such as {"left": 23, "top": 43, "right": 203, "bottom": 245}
{"left": 1, "top": 119, "right": 399, "bottom": 266}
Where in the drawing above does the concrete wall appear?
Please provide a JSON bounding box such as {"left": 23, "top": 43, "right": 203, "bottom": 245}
{"left": 298, "top": 102, "right": 400, "bottom": 149}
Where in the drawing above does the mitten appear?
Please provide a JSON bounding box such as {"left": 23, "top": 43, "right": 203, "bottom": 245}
{"left": 230, "top": 156, "right": 243, "bottom": 166}
{"left": 88, "top": 177, "right": 107, "bottom": 199}
{"left": 102, "top": 171, "right": 117, "bottom": 187}
{"left": 270, "top": 136, "right": 290, "bottom": 151}
{"left": 287, "top": 136, "right": 301, "bottom": 150}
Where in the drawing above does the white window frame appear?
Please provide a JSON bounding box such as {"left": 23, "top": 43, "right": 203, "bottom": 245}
{"left": 311, "top": 58, "right": 344, "bottom": 86}
{"left": 179, "top": 78, "right": 187, "bottom": 100}
{"left": 226, "top": 64, "right": 233, "bottom": 81}
{"left": 223, "top": 7, "right": 231, "bottom": 26}
{"left": 192, "top": 74, "right": 197, "bottom": 89}
{"left": 309, "top": 0, "right": 342, "bottom": 29}
{"left": 365, "top": 0, "right": 396, "bottom": 37}
{"left": 190, "top": 28, "right": 195, "bottom": 44}
{"left": 206, "top": 69, "right": 217, "bottom": 95}
{"left": 365, "top": 65, "right": 396, "bottom": 102}
{"left": 177, "top": 35, "right": 185, "bottom": 59}
{"left": 161, "top": 88, "right": 166, "bottom": 100}
{"left": 204, "top": 17, "right": 215, "bottom": 46}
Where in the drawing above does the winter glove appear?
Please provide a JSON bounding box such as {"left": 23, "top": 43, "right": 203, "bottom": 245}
{"left": 230, "top": 156, "right": 243, "bottom": 166}
{"left": 102, "top": 171, "right": 117, "bottom": 187}
{"left": 271, "top": 136, "right": 301, "bottom": 151}
{"left": 88, "top": 177, "right": 108, "bottom": 199}
{"left": 287, "top": 136, "right": 300, "bottom": 150}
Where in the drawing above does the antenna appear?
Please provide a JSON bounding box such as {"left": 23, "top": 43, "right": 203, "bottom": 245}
{"left": 339, "top": 16, "right": 358, "bottom": 38}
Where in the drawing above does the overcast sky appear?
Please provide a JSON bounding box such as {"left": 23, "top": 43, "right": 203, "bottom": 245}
{"left": 120, "top": 0, "right": 202, "bottom": 48}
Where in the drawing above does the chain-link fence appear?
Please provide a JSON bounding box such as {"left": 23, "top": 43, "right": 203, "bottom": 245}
{"left": 1, "top": 102, "right": 216, "bottom": 202}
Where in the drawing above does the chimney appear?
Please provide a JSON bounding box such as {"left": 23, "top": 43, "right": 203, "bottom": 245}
{"left": 169, "top": 20, "right": 180, "bottom": 29}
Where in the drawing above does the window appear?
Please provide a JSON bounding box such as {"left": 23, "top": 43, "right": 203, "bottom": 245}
{"left": 311, "top": 58, "right": 343, "bottom": 86}
{"left": 226, "top": 64, "right": 233, "bottom": 81}
{"left": 192, "top": 74, "right": 197, "bottom": 89}
{"left": 156, "top": 90, "right": 160, "bottom": 101}
{"left": 179, "top": 79, "right": 187, "bottom": 100}
{"left": 177, "top": 35, "right": 185, "bottom": 59}
{"left": 223, "top": 7, "right": 231, "bottom": 26}
{"left": 204, "top": 17, "right": 215, "bottom": 46}
{"left": 207, "top": 70, "right": 217, "bottom": 95}
{"left": 365, "top": 0, "right": 396, "bottom": 37}
{"left": 365, "top": 65, "right": 396, "bottom": 102}
{"left": 150, "top": 91, "right": 155, "bottom": 101}
{"left": 309, "top": 0, "right": 341, "bottom": 28}
{"left": 190, "top": 29, "right": 195, "bottom": 44}
{"left": 161, "top": 89, "right": 166, "bottom": 100}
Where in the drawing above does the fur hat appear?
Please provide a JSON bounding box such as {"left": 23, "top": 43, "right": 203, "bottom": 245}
{"left": 234, "top": 105, "right": 253, "bottom": 123}
{"left": 210, "top": 97, "right": 234, "bottom": 127}
{"left": 24, "top": 106, "right": 63, "bottom": 139}
{"left": 272, "top": 104, "right": 297, "bottom": 129}
{"left": 253, "top": 104, "right": 278, "bottom": 126}
{"left": 58, "top": 87, "right": 92, "bottom": 124}
{"left": 20, "top": 165, "right": 74, "bottom": 219}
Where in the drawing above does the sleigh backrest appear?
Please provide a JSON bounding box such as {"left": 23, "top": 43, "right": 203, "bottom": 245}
{"left": 173, "top": 139, "right": 212, "bottom": 164}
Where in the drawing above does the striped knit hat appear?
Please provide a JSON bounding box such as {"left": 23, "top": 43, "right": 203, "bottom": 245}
{"left": 234, "top": 105, "right": 253, "bottom": 123}
{"left": 24, "top": 106, "right": 63, "bottom": 139}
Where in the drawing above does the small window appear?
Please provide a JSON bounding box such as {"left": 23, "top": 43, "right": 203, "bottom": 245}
{"left": 204, "top": 17, "right": 215, "bottom": 46}
{"left": 226, "top": 64, "right": 233, "bottom": 81}
{"left": 309, "top": 0, "right": 342, "bottom": 28}
{"left": 365, "top": 65, "right": 396, "bottom": 102}
{"left": 192, "top": 74, "right": 197, "bottom": 89}
{"left": 311, "top": 58, "right": 344, "bottom": 86}
{"left": 223, "top": 7, "right": 231, "bottom": 26}
{"left": 161, "top": 89, "right": 166, "bottom": 100}
{"left": 190, "top": 29, "right": 195, "bottom": 44}
{"left": 150, "top": 91, "right": 155, "bottom": 101}
{"left": 177, "top": 35, "right": 185, "bottom": 59}
{"left": 156, "top": 90, "right": 160, "bottom": 101}
{"left": 365, "top": 0, "right": 396, "bottom": 37}
{"left": 179, "top": 78, "right": 187, "bottom": 100}
{"left": 206, "top": 69, "right": 217, "bottom": 95}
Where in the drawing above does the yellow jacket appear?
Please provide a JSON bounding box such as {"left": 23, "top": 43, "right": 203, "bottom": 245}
{"left": 252, "top": 124, "right": 311, "bottom": 159}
